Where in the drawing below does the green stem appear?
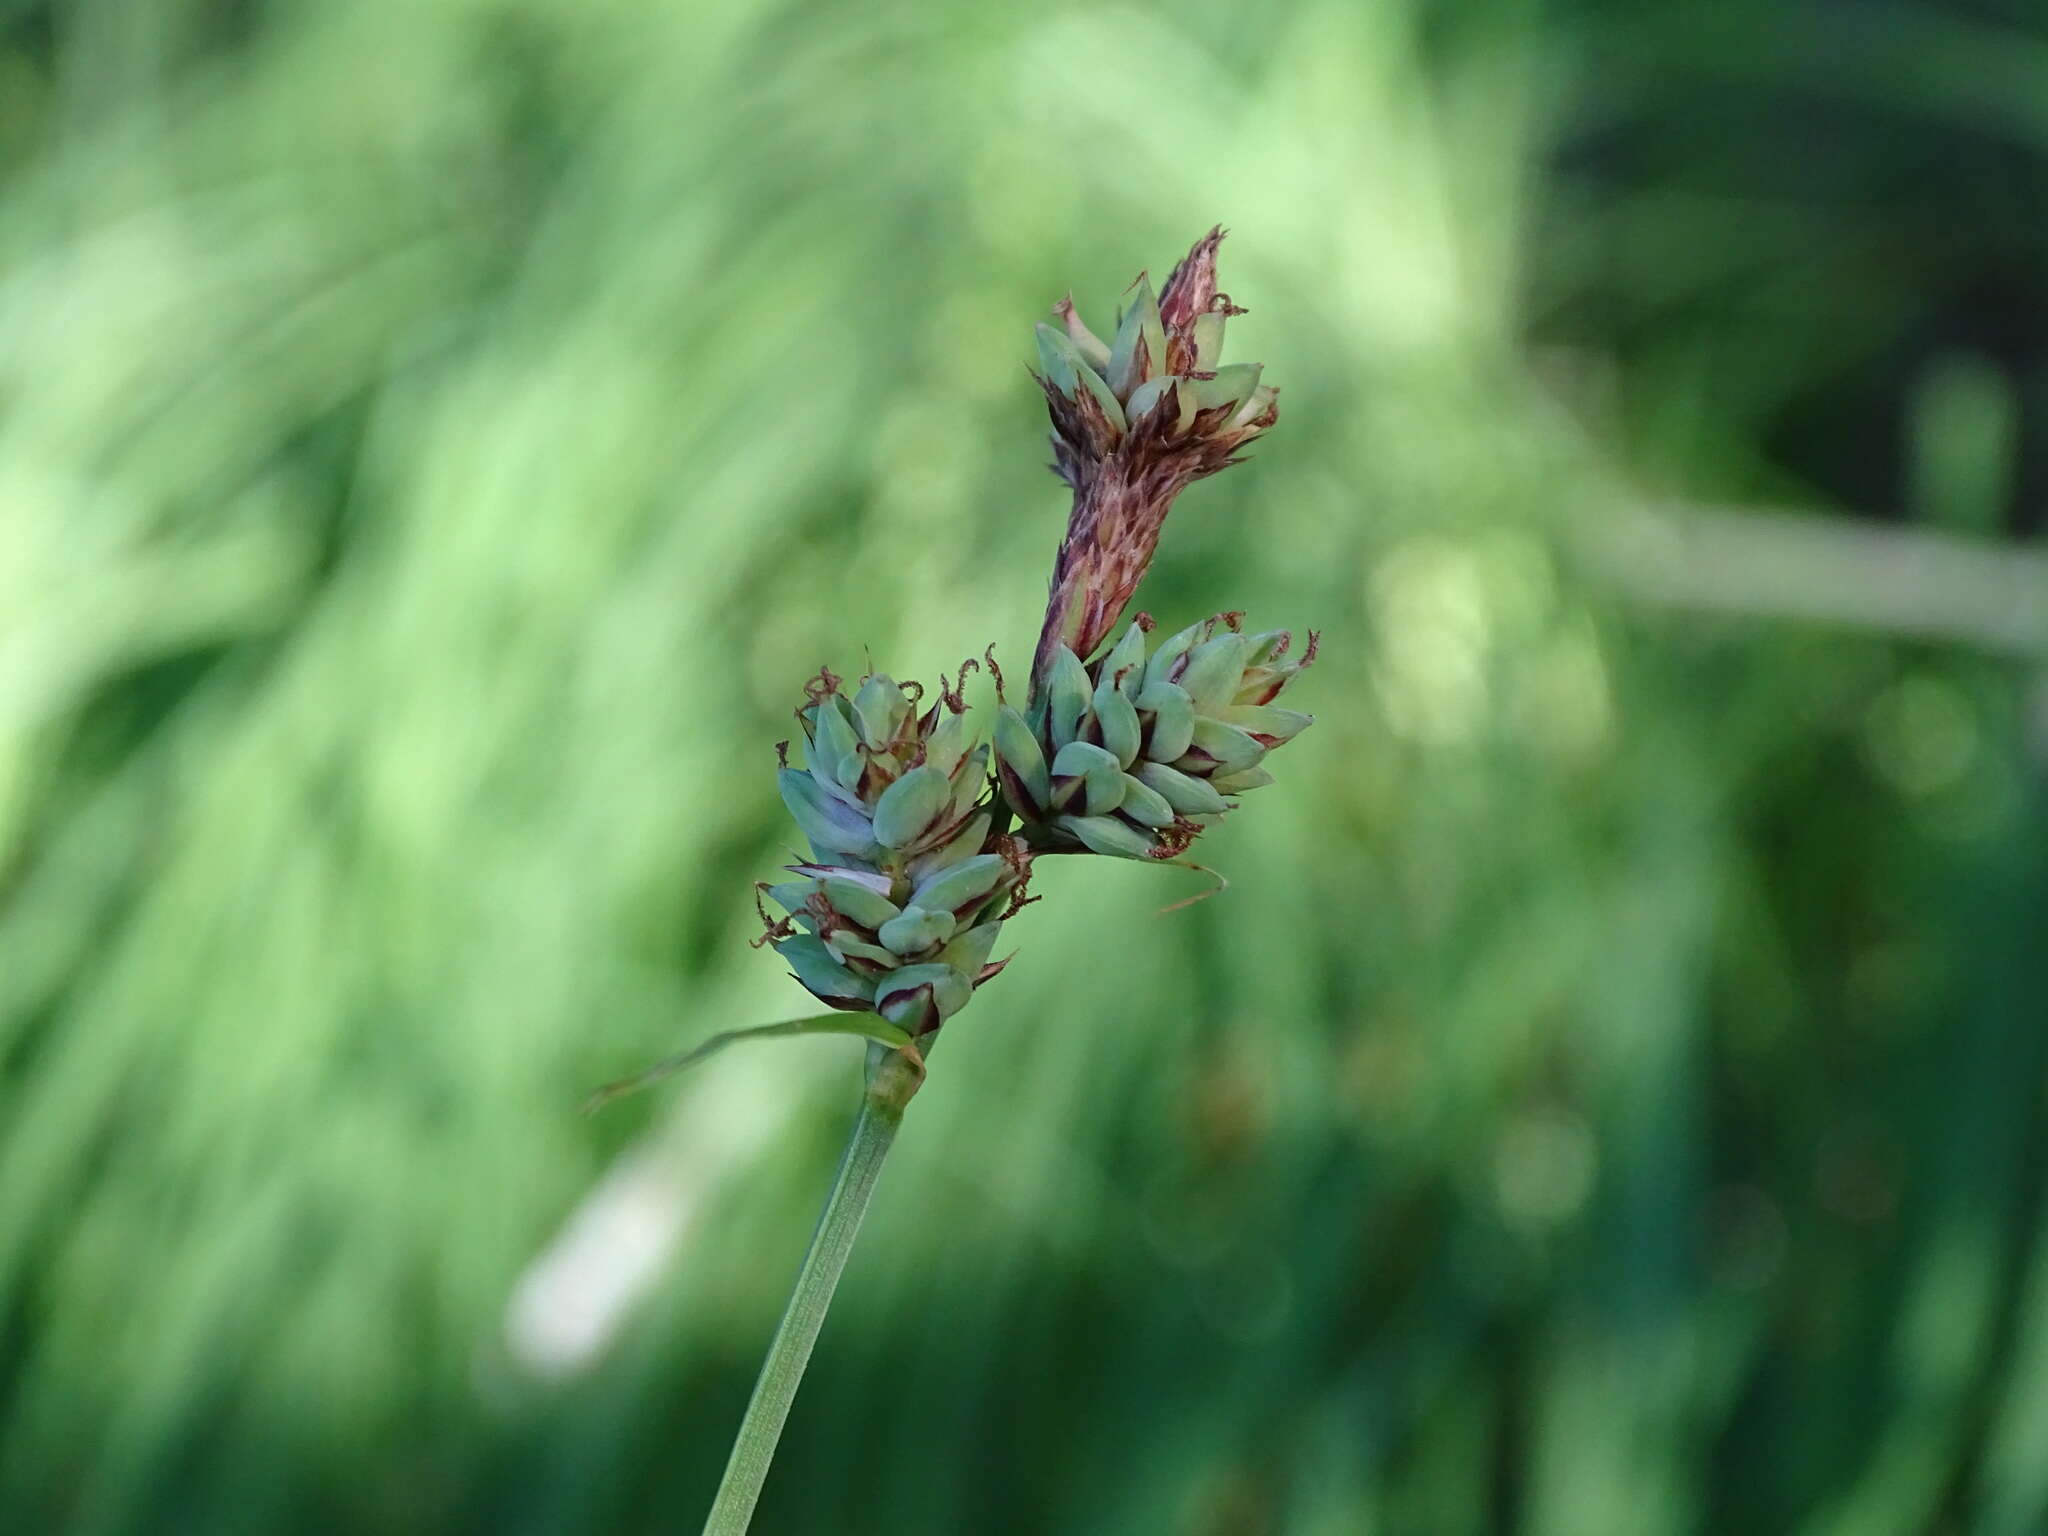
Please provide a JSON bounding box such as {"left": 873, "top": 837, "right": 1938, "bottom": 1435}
{"left": 700, "top": 1045, "right": 923, "bottom": 1535}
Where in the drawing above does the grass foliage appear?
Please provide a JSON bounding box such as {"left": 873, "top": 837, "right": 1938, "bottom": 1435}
{"left": 2, "top": 1, "right": 2045, "bottom": 1531}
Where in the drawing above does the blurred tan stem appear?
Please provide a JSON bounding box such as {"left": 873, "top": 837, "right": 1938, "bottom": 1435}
{"left": 1584, "top": 500, "right": 2048, "bottom": 659}
{"left": 700, "top": 1043, "right": 924, "bottom": 1536}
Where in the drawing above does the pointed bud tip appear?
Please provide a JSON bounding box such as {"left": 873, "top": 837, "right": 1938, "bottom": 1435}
{"left": 1159, "top": 226, "right": 1228, "bottom": 332}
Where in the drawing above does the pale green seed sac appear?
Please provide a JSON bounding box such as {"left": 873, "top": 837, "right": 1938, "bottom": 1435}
{"left": 992, "top": 614, "right": 1316, "bottom": 861}
{"left": 764, "top": 669, "right": 1023, "bottom": 1037}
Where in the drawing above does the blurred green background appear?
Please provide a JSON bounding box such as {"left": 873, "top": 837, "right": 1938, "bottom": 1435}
{"left": 3, "top": 0, "right": 2046, "bottom": 1531}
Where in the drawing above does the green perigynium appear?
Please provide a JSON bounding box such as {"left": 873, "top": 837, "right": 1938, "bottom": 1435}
{"left": 662, "top": 228, "right": 1317, "bottom": 1536}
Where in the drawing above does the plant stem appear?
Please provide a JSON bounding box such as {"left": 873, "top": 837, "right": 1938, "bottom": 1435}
{"left": 700, "top": 1045, "right": 923, "bottom": 1535}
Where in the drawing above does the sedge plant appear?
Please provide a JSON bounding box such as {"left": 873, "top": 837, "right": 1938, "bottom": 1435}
{"left": 595, "top": 229, "right": 1317, "bottom": 1536}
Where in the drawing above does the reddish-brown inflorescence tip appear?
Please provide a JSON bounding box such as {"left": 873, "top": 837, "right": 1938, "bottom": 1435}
{"left": 1028, "top": 227, "right": 1279, "bottom": 699}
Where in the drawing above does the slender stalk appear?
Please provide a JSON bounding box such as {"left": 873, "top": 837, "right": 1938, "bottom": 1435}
{"left": 701, "top": 1046, "right": 923, "bottom": 1535}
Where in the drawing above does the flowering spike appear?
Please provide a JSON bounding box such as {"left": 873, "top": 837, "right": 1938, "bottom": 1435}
{"left": 633, "top": 226, "right": 1321, "bottom": 1536}
{"left": 1026, "top": 228, "right": 1280, "bottom": 696}
{"left": 760, "top": 664, "right": 1029, "bottom": 1036}
{"left": 992, "top": 609, "right": 1314, "bottom": 862}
